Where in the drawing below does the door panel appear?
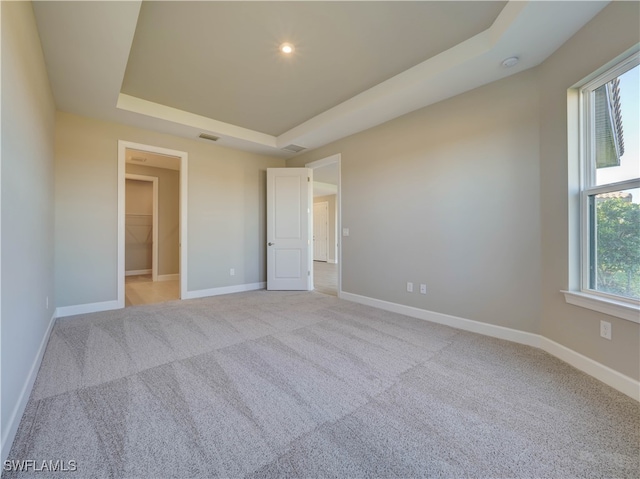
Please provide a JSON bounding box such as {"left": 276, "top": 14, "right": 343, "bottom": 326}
{"left": 275, "top": 176, "right": 302, "bottom": 238}
{"left": 267, "top": 168, "right": 312, "bottom": 290}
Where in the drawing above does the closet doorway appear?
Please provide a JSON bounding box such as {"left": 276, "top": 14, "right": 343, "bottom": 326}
{"left": 125, "top": 175, "right": 157, "bottom": 279}
{"left": 118, "top": 141, "right": 188, "bottom": 308}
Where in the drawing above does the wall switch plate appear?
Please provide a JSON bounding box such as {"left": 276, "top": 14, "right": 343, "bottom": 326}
{"left": 600, "top": 320, "right": 611, "bottom": 340}
{"left": 407, "top": 282, "right": 413, "bottom": 293}
{"left": 46, "top": 296, "right": 49, "bottom": 309}
{"left": 420, "top": 284, "right": 427, "bottom": 294}
{"left": 230, "top": 268, "right": 235, "bottom": 276}
{"left": 342, "top": 228, "right": 350, "bottom": 237}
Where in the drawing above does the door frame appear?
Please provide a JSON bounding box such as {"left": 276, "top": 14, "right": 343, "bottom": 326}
{"left": 117, "top": 140, "right": 188, "bottom": 307}
{"left": 306, "top": 154, "right": 342, "bottom": 297}
{"left": 313, "top": 201, "right": 329, "bottom": 262}
{"left": 125, "top": 174, "right": 159, "bottom": 281}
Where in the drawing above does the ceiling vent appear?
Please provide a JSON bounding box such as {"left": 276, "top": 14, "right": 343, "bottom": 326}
{"left": 199, "top": 133, "right": 219, "bottom": 142}
{"left": 281, "top": 144, "right": 306, "bottom": 153}
{"left": 131, "top": 157, "right": 146, "bottom": 163}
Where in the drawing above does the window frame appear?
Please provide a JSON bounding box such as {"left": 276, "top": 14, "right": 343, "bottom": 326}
{"left": 567, "top": 52, "right": 640, "bottom": 322}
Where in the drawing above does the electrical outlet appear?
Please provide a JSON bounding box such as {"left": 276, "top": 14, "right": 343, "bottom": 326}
{"left": 600, "top": 320, "right": 612, "bottom": 340}
{"left": 230, "top": 268, "right": 235, "bottom": 276}
{"left": 407, "top": 282, "right": 413, "bottom": 293}
{"left": 420, "top": 284, "right": 427, "bottom": 294}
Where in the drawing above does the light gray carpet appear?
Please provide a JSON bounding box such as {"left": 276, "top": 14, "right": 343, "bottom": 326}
{"left": 4, "top": 291, "right": 639, "bottom": 478}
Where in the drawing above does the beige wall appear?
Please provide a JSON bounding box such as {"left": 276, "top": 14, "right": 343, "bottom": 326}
{"left": 55, "top": 111, "right": 285, "bottom": 307}
{"left": 291, "top": 69, "right": 542, "bottom": 333}
{"left": 126, "top": 164, "right": 180, "bottom": 275}
{"left": 125, "top": 179, "right": 153, "bottom": 272}
{"left": 290, "top": 1, "right": 640, "bottom": 381}
{"left": 1, "top": 1, "right": 56, "bottom": 459}
{"left": 314, "top": 194, "right": 337, "bottom": 263}
{"left": 538, "top": 1, "right": 640, "bottom": 380}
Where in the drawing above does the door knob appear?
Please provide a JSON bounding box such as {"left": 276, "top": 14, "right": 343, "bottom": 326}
{"left": 268, "top": 242, "right": 275, "bottom": 246}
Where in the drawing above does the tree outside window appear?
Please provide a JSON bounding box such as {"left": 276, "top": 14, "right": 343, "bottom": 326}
{"left": 583, "top": 58, "right": 639, "bottom": 303}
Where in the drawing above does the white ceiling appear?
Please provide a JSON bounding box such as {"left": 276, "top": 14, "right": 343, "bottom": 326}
{"left": 33, "top": 1, "right": 609, "bottom": 158}
{"left": 122, "top": 1, "right": 506, "bottom": 136}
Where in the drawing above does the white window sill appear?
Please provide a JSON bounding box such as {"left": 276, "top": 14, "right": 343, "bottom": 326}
{"left": 562, "top": 291, "right": 640, "bottom": 324}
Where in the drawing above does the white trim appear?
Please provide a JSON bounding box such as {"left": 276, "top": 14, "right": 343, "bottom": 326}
{"left": 1, "top": 312, "right": 57, "bottom": 463}
{"left": 341, "top": 292, "right": 540, "bottom": 347}
{"left": 540, "top": 337, "right": 639, "bottom": 401}
{"left": 0, "top": 4, "right": 3, "bottom": 464}
{"left": 306, "top": 154, "right": 341, "bottom": 170}
{"left": 55, "top": 300, "right": 120, "bottom": 318}
{"left": 183, "top": 282, "right": 265, "bottom": 300}
{"left": 157, "top": 274, "right": 179, "bottom": 282}
{"left": 578, "top": 52, "right": 640, "bottom": 307}
{"left": 580, "top": 50, "right": 640, "bottom": 92}
{"left": 583, "top": 178, "right": 640, "bottom": 197}
{"left": 306, "top": 154, "right": 342, "bottom": 297}
{"left": 117, "top": 93, "right": 277, "bottom": 149}
{"left": 562, "top": 290, "right": 640, "bottom": 324}
{"left": 180, "top": 149, "right": 188, "bottom": 300}
{"left": 118, "top": 141, "right": 188, "bottom": 307}
{"left": 125, "top": 269, "right": 152, "bottom": 277}
{"left": 125, "top": 173, "right": 158, "bottom": 281}
{"left": 341, "top": 291, "right": 639, "bottom": 401}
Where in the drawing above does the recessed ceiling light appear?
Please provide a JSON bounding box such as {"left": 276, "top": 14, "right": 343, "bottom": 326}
{"left": 280, "top": 43, "right": 294, "bottom": 55}
{"left": 501, "top": 56, "right": 520, "bottom": 68}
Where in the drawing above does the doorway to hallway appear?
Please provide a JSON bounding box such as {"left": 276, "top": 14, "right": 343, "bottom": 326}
{"left": 307, "top": 154, "right": 341, "bottom": 297}
{"left": 313, "top": 261, "right": 337, "bottom": 296}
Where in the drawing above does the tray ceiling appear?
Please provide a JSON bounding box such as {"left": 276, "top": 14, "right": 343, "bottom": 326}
{"left": 33, "top": 1, "right": 609, "bottom": 157}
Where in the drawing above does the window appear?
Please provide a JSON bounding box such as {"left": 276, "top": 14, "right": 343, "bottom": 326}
{"left": 579, "top": 53, "right": 640, "bottom": 310}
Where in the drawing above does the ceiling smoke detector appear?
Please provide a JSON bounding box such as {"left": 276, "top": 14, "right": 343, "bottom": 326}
{"left": 281, "top": 144, "right": 306, "bottom": 153}
{"left": 501, "top": 56, "right": 520, "bottom": 68}
{"left": 199, "top": 133, "right": 219, "bottom": 142}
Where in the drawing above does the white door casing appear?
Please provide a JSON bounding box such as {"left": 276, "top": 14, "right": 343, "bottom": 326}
{"left": 306, "top": 154, "right": 341, "bottom": 296}
{"left": 267, "top": 168, "right": 313, "bottom": 291}
{"left": 313, "top": 201, "right": 328, "bottom": 262}
{"left": 118, "top": 140, "right": 188, "bottom": 306}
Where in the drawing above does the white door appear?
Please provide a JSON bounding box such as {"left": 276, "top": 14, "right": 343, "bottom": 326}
{"left": 267, "top": 168, "right": 313, "bottom": 290}
{"left": 313, "top": 202, "right": 328, "bottom": 262}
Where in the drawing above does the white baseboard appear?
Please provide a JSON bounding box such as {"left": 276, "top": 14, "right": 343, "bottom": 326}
{"left": 340, "top": 292, "right": 540, "bottom": 347}
{"left": 55, "top": 299, "right": 120, "bottom": 318}
{"left": 157, "top": 274, "right": 179, "bottom": 282}
{"left": 1, "top": 311, "right": 57, "bottom": 463}
{"left": 183, "top": 282, "right": 266, "bottom": 300}
{"left": 341, "top": 291, "right": 639, "bottom": 401}
{"left": 540, "top": 337, "right": 639, "bottom": 401}
{"left": 125, "top": 269, "right": 151, "bottom": 276}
